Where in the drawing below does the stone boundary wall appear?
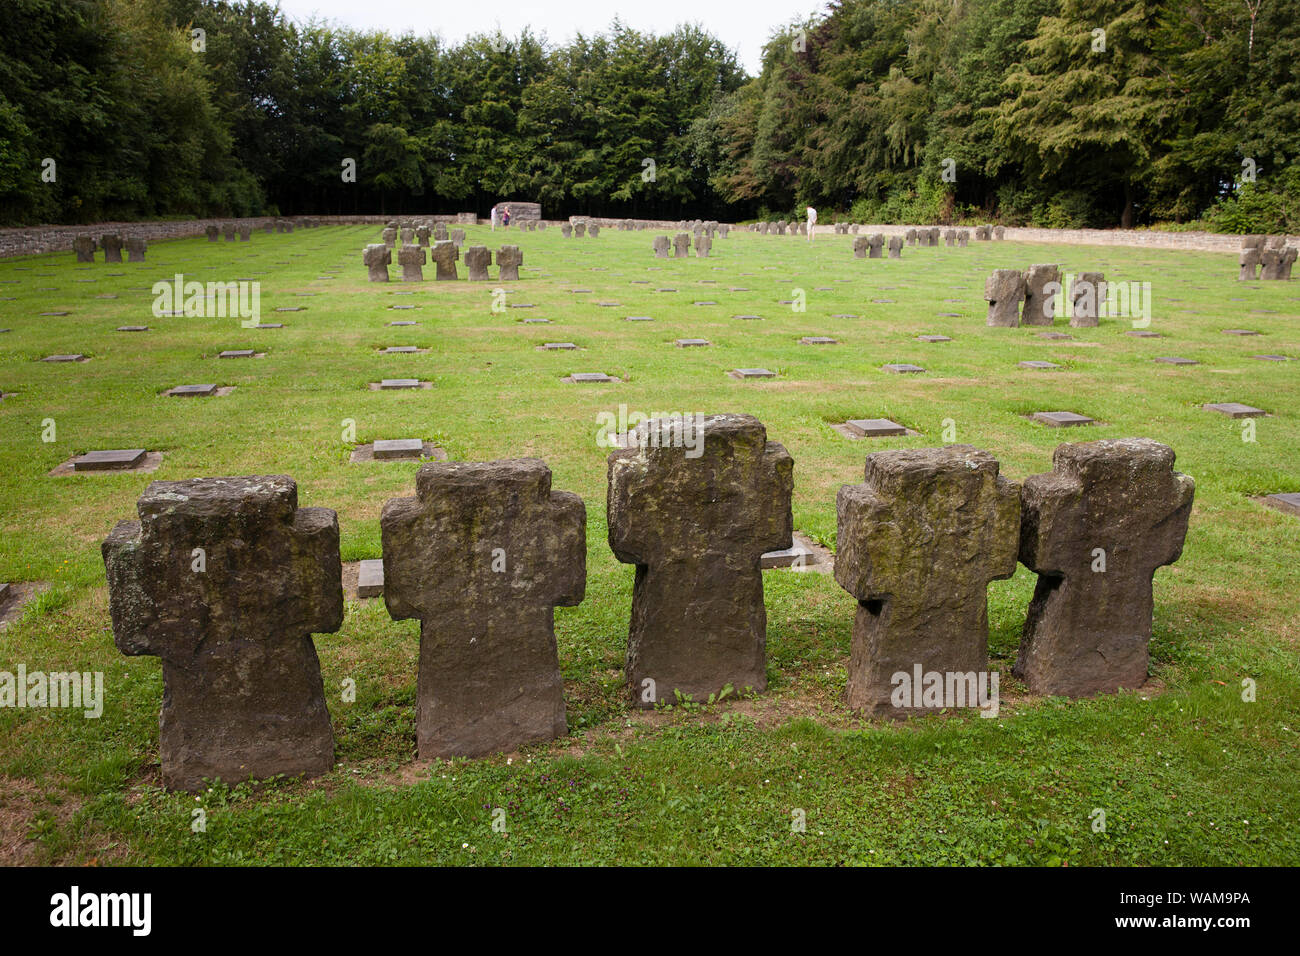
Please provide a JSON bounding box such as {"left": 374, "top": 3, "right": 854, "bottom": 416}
{"left": 4, "top": 214, "right": 1284, "bottom": 258}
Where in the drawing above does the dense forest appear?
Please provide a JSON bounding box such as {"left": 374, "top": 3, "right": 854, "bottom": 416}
{"left": 1, "top": 0, "right": 1297, "bottom": 229}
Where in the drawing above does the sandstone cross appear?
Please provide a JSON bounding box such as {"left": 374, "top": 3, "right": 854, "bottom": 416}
{"left": 608, "top": 414, "right": 793, "bottom": 707}
{"left": 102, "top": 476, "right": 342, "bottom": 791}
{"left": 73, "top": 235, "right": 94, "bottom": 263}
{"left": 496, "top": 245, "right": 522, "bottom": 281}
{"left": 464, "top": 246, "right": 491, "bottom": 281}
{"left": 430, "top": 240, "right": 459, "bottom": 280}
{"left": 985, "top": 269, "right": 1026, "bottom": 326}
{"left": 835, "top": 446, "right": 1020, "bottom": 715}
{"left": 1022, "top": 264, "right": 1060, "bottom": 326}
{"left": 381, "top": 459, "right": 585, "bottom": 758}
{"left": 100, "top": 234, "right": 123, "bottom": 263}
{"left": 398, "top": 245, "right": 425, "bottom": 281}
{"left": 364, "top": 243, "right": 390, "bottom": 282}
{"left": 1015, "top": 438, "right": 1194, "bottom": 697}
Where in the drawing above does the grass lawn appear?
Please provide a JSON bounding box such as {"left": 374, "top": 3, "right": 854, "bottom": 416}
{"left": 1, "top": 224, "right": 1297, "bottom": 865}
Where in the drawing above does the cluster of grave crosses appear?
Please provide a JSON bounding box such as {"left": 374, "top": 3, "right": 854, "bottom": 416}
{"left": 362, "top": 220, "right": 525, "bottom": 282}
{"left": 69, "top": 218, "right": 325, "bottom": 264}
{"left": 102, "top": 414, "right": 1194, "bottom": 792}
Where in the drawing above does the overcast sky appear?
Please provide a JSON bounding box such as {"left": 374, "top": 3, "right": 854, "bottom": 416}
{"left": 273, "top": 0, "right": 824, "bottom": 74}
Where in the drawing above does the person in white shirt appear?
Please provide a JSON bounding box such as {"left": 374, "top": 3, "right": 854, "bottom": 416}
{"left": 806, "top": 206, "right": 817, "bottom": 240}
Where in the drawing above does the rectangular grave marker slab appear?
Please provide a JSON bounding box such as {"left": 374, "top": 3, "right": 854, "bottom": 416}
{"left": 800, "top": 336, "right": 838, "bottom": 345}
{"left": 357, "top": 559, "right": 385, "bottom": 598}
{"left": 845, "top": 419, "right": 907, "bottom": 437}
{"left": 1203, "top": 402, "right": 1265, "bottom": 418}
{"left": 676, "top": 338, "right": 710, "bottom": 347}
{"left": 169, "top": 384, "right": 218, "bottom": 397}
{"left": 379, "top": 379, "right": 421, "bottom": 390}
{"left": 918, "top": 335, "right": 951, "bottom": 343}
{"left": 218, "top": 350, "right": 254, "bottom": 359}
{"left": 1154, "top": 356, "right": 1198, "bottom": 365}
{"left": 43, "top": 354, "right": 86, "bottom": 363}
{"left": 730, "top": 368, "right": 776, "bottom": 379}
{"left": 1032, "top": 411, "right": 1094, "bottom": 428}
{"left": 74, "top": 449, "right": 147, "bottom": 471}
{"left": 373, "top": 439, "right": 425, "bottom": 460}
{"left": 882, "top": 364, "right": 926, "bottom": 374}
{"left": 1263, "top": 492, "right": 1300, "bottom": 516}
{"left": 1019, "top": 361, "right": 1061, "bottom": 369}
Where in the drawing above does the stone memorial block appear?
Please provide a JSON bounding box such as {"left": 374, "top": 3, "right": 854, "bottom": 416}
{"left": 126, "top": 237, "right": 147, "bottom": 262}
{"left": 1068, "top": 272, "right": 1106, "bottom": 326}
{"left": 364, "top": 243, "right": 391, "bottom": 282}
{"left": 357, "top": 559, "right": 384, "bottom": 598}
{"left": 867, "top": 234, "right": 884, "bottom": 258}
{"left": 835, "top": 446, "right": 1020, "bottom": 715}
{"left": 888, "top": 236, "right": 902, "bottom": 258}
{"left": 74, "top": 449, "right": 146, "bottom": 471}
{"left": 845, "top": 419, "right": 907, "bottom": 437}
{"left": 561, "top": 224, "right": 573, "bottom": 238}
{"left": 430, "top": 241, "right": 459, "bottom": 280}
{"left": 1279, "top": 246, "right": 1298, "bottom": 280}
{"left": 589, "top": 224, "right": 600, "bottom": 237}
{"left": 433, "top": 224, "right": 449, "bottom": 242}
{"left": 673, "top": 233, "right": 691, "bottom": 258}
{"left": 850, "top": 224, "right": 860, "bottom": 234}
{"left": 608, "top": 414, "right": 793, "bottom": 706}
{"left": 450, "top": 228, "right": 465, "bottom": 247}
{"left": 994, "top": 225, "right": 1006, "bottom": 240}
{"left": 398, "top": 245, "right": 426, "bottom": 282}
{"left": 400, "top": 227, "right": 415, "bottom": 245}
{"left": 497, "top": 245, "right": 522, "bottom": 281}
{"left": 985, "top": 269, "right": 1027, "bottom": 327}
{"left": 1241, "top": 235, "right": 1264, "bottom": 249}
{"left": 102, "top": 475, "right": 342, "bottom": 790}
{"left": 695, "top": 235, "right": 712, "bottom": 257}
{"left": 719, "top": 224, "right": 730, "bottom": 238}
{"left": 237, "top": 225, "right": 251, "bottom": 241}
{"left": 373, "top": 439, "right": 425, "bottom": 460}
{"left": 853, "top": 236, "right": 868, "bottom": 259}
{"left": 1238, "top": 247, "right": 1261, "bottom": 280}
{"left": 464, "top": 246, "right": 491, "bottom": 281}
{"left": 574, "top": 223, "right": 587, "bottom": 238}
{"left": 100, "top": 234, "right": 123, "bottom": 263}
{"left": 958, "top": 230, "right": 969, "bottom": 247}
{"left": 73, "top": 235, "right": 95, "bottom": 263}
{"left": 263, "top": 222, "right": 274, "bottom": 233}
{"left": 1022, "top": 263, "right": 1060, "bottom": 326}
{"left": 1033, "top": 411, "right": 1095, "bottom": 427}
{"left": 382, "top": 227, "right": 397, "bottom": 248}
{"left": 416, "top": 225, "right": 431, "bottom": 246}
{"left": 205, "top": 225, "right": 219, "bottom": 242}
{"left": 222, "top": 223, "right": 236, "bottom": 241}
{"left": 776, "top": 221, "right": 787, "bottom": 236}
{"left": 905, "top": 228, "right": 917, "bottom": 245}
{"left": 653, "top": 236, "right": 670, "bottom": 259}
{"left": 944, "top": 229, "right": 956, "bottom": 247}
{"left": 1203, "top": 402, "right": 1265, "bottom": 418}
{"left": 1016, "top": 439, "right": 1193, "bottom": 697}
{"left": 382, "top": 459, "right": 585, "bottom": 757}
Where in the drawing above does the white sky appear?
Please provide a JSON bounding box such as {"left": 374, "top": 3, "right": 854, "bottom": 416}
{"left": 273, "top": 0, "right": 826, "bottom": 75}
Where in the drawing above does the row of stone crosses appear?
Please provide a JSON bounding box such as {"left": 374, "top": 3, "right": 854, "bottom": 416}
{"left": 984, "top": 265, "right": 1108, "bottom": 326}
{"left": 70, "top": 217, "right": 323, "bottom": 263}
{"left": 101, "top": 415, "right": 1192, "bottom": 792}
{"left": 1238, "top": 235, "right": 1297, "bottom": 280}
{"left": 364, "top": 241, "right": 522, "bottom": 282}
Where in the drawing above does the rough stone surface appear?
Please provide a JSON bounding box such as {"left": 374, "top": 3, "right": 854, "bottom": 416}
{"left": 364, "top": 243, "right": 390, "bottom": 282}
{"left": 835, "top": 446, "right": 1020, "bottom": 716}
{"left": 430, "top": 240, "right": 459, "bottom": 280}
{"left": 1239, "top": 247, "right": 1261, "bottom": 280}
{"left": 1015, "top": 439, "right": 1194, "bottom": 697}
{"left": 100, "top": 234, "right": 123, "bottom": 262}
{"left": 101, "top": 476, "right": 342, "bottom": 791}
{"left": 653, "top": 236, "right": 670, "bottom": 258}
{"left": 496, "top": 245, "right": 522, "bottom": 281}
{"left": 397, "top": 245, "right": 425, "bottom": 282}
{"left": 888, "top": 236, "right": 902, "bottom": 258}
{"left": 463, "top": 245, "right": 491, "bottom": 281}
{"left": 673, "top": 233, "right": 691, "bottom": 258}
{"left": 1022, "top": 263, "right": 1060, "bottom": 326}
{"left": 73, "top": 235, "right": 94, "bottom": 263}
{"left": 608, "top": 414, "right": 793, "bottom": 707}
{"left": 1069, "top": 272, "right": 1106, "bottom": 326}
{"left": 382, "top": 459, "right": 585, "bottom": 758}
{"left": 985, "top": 269, "right": 1027, "bottom": 326}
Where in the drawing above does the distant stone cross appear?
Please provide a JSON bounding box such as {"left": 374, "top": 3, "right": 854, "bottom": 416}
{"left": 673, "top": 233, "right": 691, "bottom": 258}
{"left": 985, "top": 269, "right": 1026, "bottom": 326}
{"left": 695, "top": 235, "right": 712, "bottom": 257}
{"left": 835, "top": 446, "right": 1020, "bottom": 715}
{"left": 1069, "top": 272, "right": 1106, "bottom": 326}
{"left": 867, "top": 234, "right": 884, "bottom": 258}
{"left": 100, "top": 234, "right": 123, "bottom": 263}
{"left": 1022, "top": 264, "right": 1060, "bottom": 325}
{"left": 653, "top": 236, "right": 670, "bottom": 258}
{"left": 607, "top": 414, "right": 793, "bottom": 708}
{"left": 73, "top": 235, "right": 94, "bottom": 263}
{"left": 1016, "top": 438, "right": 1194, "bottom": 697}
{"left": 464, "top": 245, "right": 491, "bottom": 281}
{"left": 101, "top": 476, "right": 343, "bottom": 791}
{"left": 381, "top": 459, "right": 585, "bottom": 758}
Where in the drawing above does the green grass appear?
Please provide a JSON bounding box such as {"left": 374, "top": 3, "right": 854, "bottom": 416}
{"left": 1, "top": 225, "right": 1297, "bottom": 865}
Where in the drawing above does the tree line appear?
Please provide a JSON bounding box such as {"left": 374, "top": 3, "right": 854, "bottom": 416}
{"left": 1, "top": 0, "right": 1296, "bottom": 230}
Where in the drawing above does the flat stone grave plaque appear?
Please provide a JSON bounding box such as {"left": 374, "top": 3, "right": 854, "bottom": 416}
{"left": 918, "top": 335, "right": 951, "bottom": 343}
{"left": 845, "top": 418, "right": 907, "bottom": 437}
{"left": 1019, "top": 360, "right": 1061, "bottom": 369}
{"left": 39, "top": 311, "right": 70, "bottom": 316}
{"left": 218, "top": 349, "right": 255, "bottom": 358}
{"left": 275, "top": 307, "right": 304, "bottom": 312}
{"left": 380, "top": 379, "right": 421, "bottom": 389}
{"left": 1222, "top": 329, "right": 1260, "bottom": 336}
{"left": 800, "top": 336, "right": 837, "bottom": 345}
{"left": 760, "top": 541, "right": 817, "bottom": 570}
{"left": 1126, "top": 330, "right": 1161, "bottom": 337}
{"left": 882, "top": 364, "right": 925, "bottom": 373}
{"left": 43, "top": 354, "right": 86, "bottom": 363}
{"left": 522, "top": 318, "right": 550, "bottom": 324}
{"left": 1154, "top": 356, "right": 1198, "bottom": 365}
{"left": 831, "top": 313, "right": 860, "bottom": 318}
{"left": 73, "top": 449, "right": 146, "bottom": 471}
{"left": 380, "top": 346, "right": 419, "bottom": 353}
{"left": 117, "top": 326, "right": 149, "bottom": 332}
{"left": 1263, "top": 493, "right": 1300, "bottom": 517}
{"left": 568, "top": 372, "right": 614, "bottom": 383}
{"left": 168, "top": 384, "right": 218, "bottom": 397}
{"left": 729, "top": 368, "right": 776, "bottom": 379}
{"left": 387, "top": 321, "right": 418, "bottom": 326}
{"left": 540, "top": 342, "right": 578, "bottom": 350}
{"left": 254, "top": 323, "right": 283, "bottom": 329}
{"left": 734, "top": 314, "right": 762, "bottom": 320}
{"left": 625, "top": 315, "right": 654, "bottom": 322}
{"left": 1204, "top": 402, "right": 1266, "bottom": 418}
{"left": 656, "top": 288, "right": 677, "bottom": 293}
{"left": 1032, "top": 411, "right": 1095, "bottom": 428}
{"left": 357, "top": 559, "right": 385, "bottom": 598}
{"left": 676, "top": 338, "right": 710, "bottom": 347}
{"left": 1253, "top": 355, "right": 1289, "bottom": 361}
{"left": 1039, "top": 332, "right": 1072, "bottom": 340}
{"left": 373, "top": 439, "right": 425, "bottom": 460}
